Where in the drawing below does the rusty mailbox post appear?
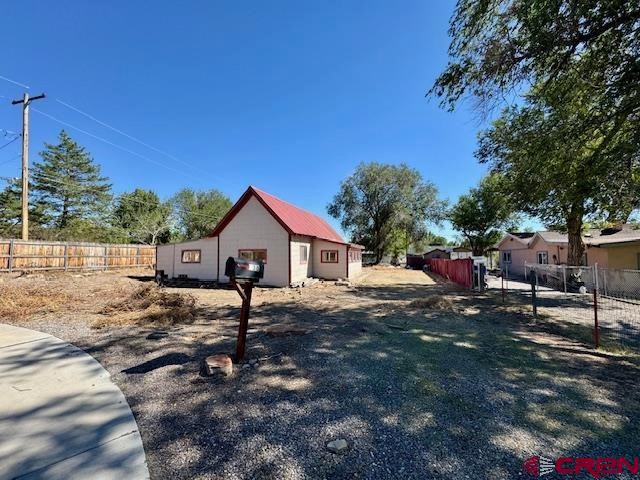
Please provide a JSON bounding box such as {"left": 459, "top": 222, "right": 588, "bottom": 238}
{"left": 225, "top": 256, "right": 264, "bottom": 362}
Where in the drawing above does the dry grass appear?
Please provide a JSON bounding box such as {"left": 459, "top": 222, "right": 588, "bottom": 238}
{"left": 94, "top": 284, "right": 198, "bottom": 328}
{"left": 0, "top": 285, "right": 72, "bottom": 320}
{"left": 408, "top": 296, "right": 454, "bottom": 310}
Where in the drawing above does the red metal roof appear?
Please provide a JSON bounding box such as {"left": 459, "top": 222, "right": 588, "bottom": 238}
{"left": 209, "top": 186, "right": 346, "bottom": 244}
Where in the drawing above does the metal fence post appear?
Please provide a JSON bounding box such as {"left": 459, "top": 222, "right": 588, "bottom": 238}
{"left": 530, "top": 269, "right": 537, "bottom": 318}
{"left": 8, "top": 239, "right": 14, "bottom": 273}
{"left": 594, "top": 263, "right": 599, "bottom": 294}
{"left": 562, "top": 265, "right": 567, "bottom": 295}
{"left": 104, "top": 245, "right": 109, "bottom": 271}
{"left": 593, "top": 289, "right": 600, "bottom": 349}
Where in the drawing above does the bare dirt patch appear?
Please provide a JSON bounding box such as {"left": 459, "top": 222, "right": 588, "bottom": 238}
{"left": 3, "top": 266, "right": 639, "bottom": 479}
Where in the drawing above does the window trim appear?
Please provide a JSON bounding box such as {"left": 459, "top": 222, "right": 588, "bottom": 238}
{"left": 502, "top": 250, "right": 512, "bottom": 264}
{"left": 299, "top": 245, "right": 308, "bottom": 264}
{"left": 238, "top": 249, "right": 267, "bottom": 264}
{"left": 536, "top": 251, "right": 549, "bottom": 264}
{"left": 181, "top": 249, "right": 201, "bottom": 264}
{"left": 321, "top": 249, "right": 339, "bottom": 263}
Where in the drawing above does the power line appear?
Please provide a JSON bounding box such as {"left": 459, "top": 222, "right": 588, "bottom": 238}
{"left": 0, "top": 153, "right": 21, "bottom": 168}
{"left": 54, "top": 98, "right": 215, "bottom": 178}
{"left": 0, "top": 135, "right": 19, "bottom": 150}
{"left": 0, "top": 74, "right": 30, "bottom": 90}
{"left": 22, "top": 170, "right": 222, "bottom": 222}
{"left": 32, "top": 107, "right": 214, "bottom": 186}
{"left": 1, "top": 74, "right": 227, "bottom": 186}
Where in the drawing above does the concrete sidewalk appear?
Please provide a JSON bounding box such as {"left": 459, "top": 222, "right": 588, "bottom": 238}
{"left": 0, "top": 324, "right": 149, "bottom": 480}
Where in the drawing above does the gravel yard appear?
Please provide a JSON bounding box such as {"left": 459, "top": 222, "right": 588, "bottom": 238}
{"left": 2, "top": 267, "right": 640, "bottom": 479}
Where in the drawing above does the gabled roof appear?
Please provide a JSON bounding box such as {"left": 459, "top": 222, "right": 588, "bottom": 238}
{"left": 495, "top": 232, "right": 535, "bottom": 249}
{"left": 209, "top": 186, "right": 346, "bottom": 244}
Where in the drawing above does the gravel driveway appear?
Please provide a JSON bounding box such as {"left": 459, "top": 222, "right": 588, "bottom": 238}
{"left": 4, "top": 267, "right": 640, "bottom": 479}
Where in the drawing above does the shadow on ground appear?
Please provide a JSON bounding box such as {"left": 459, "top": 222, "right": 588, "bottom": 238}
{"left": 80, "top": 277, "right": 640, "bottom": 479}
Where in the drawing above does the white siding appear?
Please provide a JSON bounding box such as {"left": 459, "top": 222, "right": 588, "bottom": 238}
{"left": 157, "top": 238, "right": 218, "bottom": 280}
{"left": 347, "top": 248, "right": 363, "bottom": 279}
{"left": 290, "top": 235, "right": 313, "bottom": 283}
{"left": 156, "top": 244, "right": 175, "bottom": 277}
{"left": 312, "top": 239, "right": 347, "bottom": 280}
{"left": 218, "top": 196, "right": 289, "bottom": 287}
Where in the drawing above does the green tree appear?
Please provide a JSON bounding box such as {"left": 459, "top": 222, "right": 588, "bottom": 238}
{"left": 113, "top": 189, "right": 172, "bottom": 244}
{"left": 476, "top": 84, "right": 639, "bottom": 264}
{"left": 327, "top": 162, "right": 444, "bottom": 263}
{"left": 429, "top": 0, "right": 640, "bottom": 124}
{"left": 0, "top": 178, "right": 47, "bottom": 238}
{"left": 32, "top": 130, "right": 112, "bottom": 229}
{"left": 430, "top": 0, "right": 640, "bottom": 264}
{"left": 449, "top": 174, "right": 518, "bottom": 256}
{"left": 170, "top": 188, "right": 232, "bottom": 240}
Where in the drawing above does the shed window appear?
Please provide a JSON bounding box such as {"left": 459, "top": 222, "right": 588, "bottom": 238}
{"left": 321, "top": 250, "right": 339, "bottom": 263}
{"left": 181, "top": 249, "right": 201, "bottom": 263}
{"left": 238, "top": 249, "right": 267, "bottom": 264}
{"left": 349, "top": 250, "right": 361, "bottom": 262}
{"left": 300, "top": 245, "right": 308, "bottom": 263}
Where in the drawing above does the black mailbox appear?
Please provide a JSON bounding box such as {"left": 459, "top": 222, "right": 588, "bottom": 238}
{"left": 225, "top": 256, "right": 264, "bottom": 282}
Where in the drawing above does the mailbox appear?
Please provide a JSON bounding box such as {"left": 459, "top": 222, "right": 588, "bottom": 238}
{"left": 225, "top": 256, "right": 264, "bottom": 282}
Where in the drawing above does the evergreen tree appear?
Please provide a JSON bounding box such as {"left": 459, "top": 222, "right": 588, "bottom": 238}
{"left": 32, "top": 130, "right": 112, "bottom": 229}
{"left": 0, "top": 178, "right": 47, "bottom": 238}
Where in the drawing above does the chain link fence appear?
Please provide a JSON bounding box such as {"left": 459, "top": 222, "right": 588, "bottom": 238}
{"left": 490, "top": 263, "right": 640, "bottom": 352}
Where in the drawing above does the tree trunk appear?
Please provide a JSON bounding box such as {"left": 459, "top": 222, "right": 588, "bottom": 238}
{"left": 566, "top": 206, "right": 585, "bottom": 266}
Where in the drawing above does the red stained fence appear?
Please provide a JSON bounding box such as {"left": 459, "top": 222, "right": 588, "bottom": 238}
{"left": 428, "top": 258, "right": 473, "bottom": 289}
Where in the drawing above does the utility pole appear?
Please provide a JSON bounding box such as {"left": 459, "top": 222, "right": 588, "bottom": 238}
{"left": 12, "top": 92, "right": 45, "bottom": 240}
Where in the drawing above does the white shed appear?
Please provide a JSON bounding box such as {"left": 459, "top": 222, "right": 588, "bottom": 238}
{"left": 156, "top": 186, "right": 363, "bottom": 287}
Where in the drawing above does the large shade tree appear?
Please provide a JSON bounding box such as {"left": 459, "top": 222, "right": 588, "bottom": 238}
{"left": 170, "top": 188, "right": 232, "bottom": 240}
{"left": 449, "top": 173, "right": 518, "bottom": 256}
{"left": 112, "top": 188, "right": 172, "bottom": 244}
{"left": 327, "top": 162, "right": 445, "bottom": 263}
{"left": 430, "top": 0, "right": 640, "bottom": 265}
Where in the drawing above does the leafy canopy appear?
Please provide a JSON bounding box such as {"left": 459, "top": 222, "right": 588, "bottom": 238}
{"left": 449, "top": 173, "right": 518, "bottom": 256}
{"left": 170, "top": 188, "right": 232, "bottom": 240}
{"left": 328, "top": 162, "right": 445, "bottom": 263}
{"left": 112, "top": 189, "right": 172, "bottom": 245}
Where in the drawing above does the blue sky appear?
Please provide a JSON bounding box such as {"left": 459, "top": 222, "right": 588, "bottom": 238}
{"left": 0, "top": 1, "right": 508, "bottom": 240}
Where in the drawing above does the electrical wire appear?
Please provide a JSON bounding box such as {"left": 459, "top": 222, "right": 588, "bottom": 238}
{"left": 0, "top": 135, "right": 19, "bottom": 150}
{"left": 54, "top": 98, "right": 219, "bottom": 179}
{"left": 21, "top": 170, "right": 224, "bottom": 222}
{"left": 0, "top": 74, "right": 30, "bottom": 89}
{"left": 31, "top": 107, "right": 214, "bottom": 186}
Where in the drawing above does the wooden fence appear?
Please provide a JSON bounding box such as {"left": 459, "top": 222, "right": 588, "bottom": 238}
{"left": 0, "top": 239, "right": 156, "bottom": 273}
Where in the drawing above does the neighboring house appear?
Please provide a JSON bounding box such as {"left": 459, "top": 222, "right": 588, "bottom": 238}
{"left": 423, "top": 246, "right": 473, "bottom": 261}
{"left": 497, "top": 226, "right": 640, "bottom": 276}
{"left": 156, "top": 186, "right": 364, "bottom": 287}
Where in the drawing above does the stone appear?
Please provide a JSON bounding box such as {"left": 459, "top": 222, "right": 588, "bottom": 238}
{"left": 265, "top": 325, "right": 309, "bottom": 337}
{"left": 204, "top": 354, "right": 233, "bottom": 377}
{"left": 335, "top": 280, "right": 351, "bottom": 286}
{"left": 242, "top": 363, "right": 251, "bottom": 369}
{"left": 326, "top": 439, "right": 348, "bottom": 453}
{"left": 249, "top": 358, "right": 258, "bottom": 365}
